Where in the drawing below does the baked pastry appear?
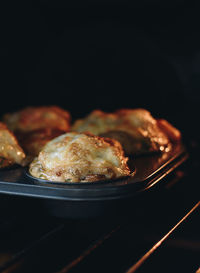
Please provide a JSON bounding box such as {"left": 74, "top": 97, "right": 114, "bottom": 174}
{"left": 71, "top": 109, "right": 181, "bottom": 155}
{"left": 3, "top": 106, "right": 70, "bottom": 133}
{"left": 29, "top": 132, "right": 132, "bottom": 182}
{"left": 18, "top": 128, "right": 69, "bottom": 157}
{"left": 0, "top": 122, "right": 25, "bottom": 168}
{"left": 3, "top": 106, "right": 71, "bottom": 156}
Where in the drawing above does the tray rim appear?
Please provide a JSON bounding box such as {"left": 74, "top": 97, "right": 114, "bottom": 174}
{"left": 0, "top": 143, "right": 188, "bottom": 201}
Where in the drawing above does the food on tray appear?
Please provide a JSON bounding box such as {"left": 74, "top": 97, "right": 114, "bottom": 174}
{"left": 3, "top": 106, "right": 71, "bottom": 156}
{"left": 29, "top": 132, "right": 132, "bottom": 182}
{"left": 157, "top": 119, "right": 181, "bottom": 142}
{"left": 19, "top": 128, "right": 69, "bottom": 157}
{"left": 71, "top": 109, "right": 181, "bottom": 155}
{"left": 3, "top": 106, "right": 70, "bottom": 132}
{"left": 0, "top": 122, "right": 25, "bottom": 168}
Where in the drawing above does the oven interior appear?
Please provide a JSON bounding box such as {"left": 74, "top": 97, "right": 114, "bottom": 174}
{"left": 0, "top": 2, "right": 200, "bottom": 272}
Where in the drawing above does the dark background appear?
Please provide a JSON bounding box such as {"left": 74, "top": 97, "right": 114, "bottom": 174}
{"left": 0, "top": 4, "right": 199, "bottom": 272}
{"left": 1, "top": 1, "right": 200, "bottom": 135}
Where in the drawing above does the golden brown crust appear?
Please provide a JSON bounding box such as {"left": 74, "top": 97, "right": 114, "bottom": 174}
{"left": 157, "top": 119, "right": 181, "bottom": 143}
{"left": 3, "top": 106, "right": 71, "bottom": 157}
{"left": 29, "top": 132, "right": 132, "bottom": 183}
{"left": 99, "top": 130, "right": 145, "bottom": 155}
{"left": 0, "top": 122, "right": 25, "bottom": 168}
{"left": 17, "top": 128, "right": 67, "bottom": 157}
{"left": 71, "top": 109, "right": 177, "bottom": 155}
{"left": 3, "top": 106, "right": 70, "bottom": 132}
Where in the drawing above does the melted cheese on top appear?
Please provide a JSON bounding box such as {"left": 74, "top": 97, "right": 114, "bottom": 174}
{"left": 29, "top": 132, "right": 132, "bottom": 182}
{"left": 3, "top": 106, "right": 71, "bottom": 158}
{"left": 3, "top": 106, "right": 70, "bottom": 132}
{"left": 71, "top": 109, "right": 172, "bottom": 154}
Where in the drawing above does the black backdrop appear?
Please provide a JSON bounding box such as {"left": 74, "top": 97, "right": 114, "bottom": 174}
{"left": 1, "top": 2, "right": 200, "bottom": 136}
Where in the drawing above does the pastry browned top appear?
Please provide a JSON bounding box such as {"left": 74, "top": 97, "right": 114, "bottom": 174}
{"left": 29, "top": 132, "right": 132, "bottom": 183}
{"left": 0, "top": 122, "right": 25, "bottom": 168}
{"left": 71, "top": 109, "right": 181, "bottom": 155}
{"left": 3, "top": 106, "right": 70, "bottom": 133}
{"left": 3, "top": 106, "right": 71, "bottom": 157}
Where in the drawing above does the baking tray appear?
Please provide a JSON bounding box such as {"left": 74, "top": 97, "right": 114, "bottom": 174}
{"left": 0, "top": 143, "right": 188, "bottom": 218}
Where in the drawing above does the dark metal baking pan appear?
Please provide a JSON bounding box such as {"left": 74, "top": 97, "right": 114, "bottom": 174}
{"left": 0, "top": 142, "right": 187, "bottom": 200}
{"left": 0, "top": 143, "right": 188, "bottom": 218}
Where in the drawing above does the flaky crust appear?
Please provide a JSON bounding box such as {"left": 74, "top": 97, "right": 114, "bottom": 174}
{"left": 3, "top": 106, "right": 71, "bottom": 157}
{"left": 72, "top": 109, "right": 180, "bottom": 155}
{"left": 3, "top": 106, "right": 70, "bottom": 133}
{"left": 17, "top": 128, "right": 68, "bottom": 157}
{"left": 29, "top": 132, "right": 132, "bottom": 182}
{"left": 0, "top": 122, "right": 25, "bottom": 168}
